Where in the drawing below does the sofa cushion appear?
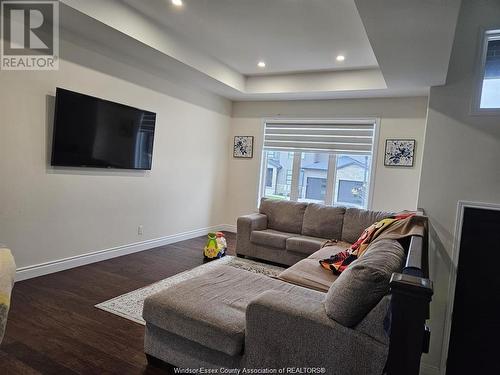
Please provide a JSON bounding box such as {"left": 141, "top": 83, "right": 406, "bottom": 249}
{"left": 341, "top": 208, "right": 392, "bottom": 243}
{"left": 143, "top": 264, "right": 320, "bottom": 356}
{"left": 324, "top": 238, "right": 405, "bottom": 327}
{"left": 278, "top": 241, "right": 352, "bottom": 292}
{"left": 278, "top": 259, "right": 338, "bottom": 292}
{"left": 250, "top": 229, "right": 295, "bottom": 249}
{"left": 285, "top": 235, "right": 328, "bottom": 255}
{"left": 302, "top": 204, "right": 345, "bottom": 240}
{"left": 259, "top": 198, "right": 307, "bottom": 234}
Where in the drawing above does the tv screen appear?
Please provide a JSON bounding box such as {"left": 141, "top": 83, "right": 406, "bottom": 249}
{"left": 51, "top": 88, "right": 156, "bottom": 170}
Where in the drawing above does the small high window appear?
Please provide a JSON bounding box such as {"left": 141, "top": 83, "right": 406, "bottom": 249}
{"left": 476, "top": 30, "right": 500, "bottom": 111}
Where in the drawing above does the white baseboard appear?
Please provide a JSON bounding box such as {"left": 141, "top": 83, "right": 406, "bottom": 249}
{"left": 15, "top": 224, "right": 236, "bottom": 281}
{"left": 420, "top": 363, "right": 440, "bottom": 375}
{"left": 218, "top": 224, "right": 237, "bottom": 233}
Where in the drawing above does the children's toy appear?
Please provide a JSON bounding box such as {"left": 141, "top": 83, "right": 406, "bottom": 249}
{"left": 204, "top": 232, "right": 227, "bottom": 259}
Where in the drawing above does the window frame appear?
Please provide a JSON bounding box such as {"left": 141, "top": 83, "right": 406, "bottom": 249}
{"left": 258, "top": 118, "right": 380, "bottom": 209}
{"left": 472, "top": 28, "right": 500, "bottom": 115}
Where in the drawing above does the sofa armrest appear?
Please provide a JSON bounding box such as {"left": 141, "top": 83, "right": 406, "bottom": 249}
{"left": 237, "top": 213, "right": 267, "bottom": 232}
{"left": 244, "top": 290, "right": 388, "bottom": 373}
{"left": 236, "top": 213, "right": 267, "bottom": 256}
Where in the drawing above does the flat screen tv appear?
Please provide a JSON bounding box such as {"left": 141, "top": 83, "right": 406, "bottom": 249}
{"left": 51, "top": 88, "right": 156, "bottom": 170}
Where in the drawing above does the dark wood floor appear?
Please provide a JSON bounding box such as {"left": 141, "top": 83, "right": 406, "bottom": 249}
{"left": 1, "top": 233, "right": 236, "bottom": 375}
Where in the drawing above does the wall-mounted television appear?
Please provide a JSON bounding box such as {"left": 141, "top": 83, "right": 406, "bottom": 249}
{"left": 51, "top": 88, "right": 156, "bottom": 170}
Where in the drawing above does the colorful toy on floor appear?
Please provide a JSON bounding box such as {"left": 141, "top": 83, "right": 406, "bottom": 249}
{"left": 204, "top": 232, "right": 227, "bottom": 259}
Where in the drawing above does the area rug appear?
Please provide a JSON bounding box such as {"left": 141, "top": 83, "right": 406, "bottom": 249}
{"left": 95, "top": 256, "right": 285, "bottom": 325}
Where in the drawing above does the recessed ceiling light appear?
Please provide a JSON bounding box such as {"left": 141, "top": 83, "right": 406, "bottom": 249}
{"left": 257, "top": 61, "right": 266, "bottom": 68}
{"left": 171, "top": 0, "right": 183, "bottom": 6}
{"left": 336, "top": 55, "right": 345, "bottom": 62}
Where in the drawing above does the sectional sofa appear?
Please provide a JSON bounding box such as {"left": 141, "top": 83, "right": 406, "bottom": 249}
{"left": 142, "top": 199, "right": 433, "bottom": 375}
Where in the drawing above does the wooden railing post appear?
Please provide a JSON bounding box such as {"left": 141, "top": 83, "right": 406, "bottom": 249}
{"left": 386, "top": 273, "right": 433, "bottom": 375}
{"left": 386, "top": 233, "right": 433, "bottom": 375}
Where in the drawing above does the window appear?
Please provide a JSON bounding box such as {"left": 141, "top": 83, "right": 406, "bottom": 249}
{"left": 476, "top": 30, "right": 500, "bottom": 111}
{"left": 260, "top": 120, "right": 377, "bottom": 209}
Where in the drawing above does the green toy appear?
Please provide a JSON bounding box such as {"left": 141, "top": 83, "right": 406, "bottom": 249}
{"left": 204, "top": 232, "right": 227, "bottom": 259}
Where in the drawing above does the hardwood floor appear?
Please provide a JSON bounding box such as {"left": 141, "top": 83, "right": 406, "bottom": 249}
{"left": 1, "top": 233, "right": 236, "bottom": 375}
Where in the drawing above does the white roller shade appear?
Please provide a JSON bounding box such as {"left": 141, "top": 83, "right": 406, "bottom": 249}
{"left": 263, "top": 120, "right": 376, "bottom": 155}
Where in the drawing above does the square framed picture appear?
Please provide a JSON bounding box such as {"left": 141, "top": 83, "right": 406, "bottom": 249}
{"left": 384, "top": 139, "right": 416, "bottom": 167}
{"left": 233, "top": 136, "right": 254, "bottom": 158}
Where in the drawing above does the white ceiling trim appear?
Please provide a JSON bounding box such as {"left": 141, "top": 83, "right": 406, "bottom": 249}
{"left": 60, "top": 0, "right": 245, "bottom": 91}
{"left": 58, "top": 0, "right": 392, "bottom": 100}
{"left": 245, "top": 69, "right": 386, "bottom": 94}
{"left": 58, "top": 0, "right": 458, "bottom": 101}
{"left": 121, "top": 0, "right": 379, "bottom": 76}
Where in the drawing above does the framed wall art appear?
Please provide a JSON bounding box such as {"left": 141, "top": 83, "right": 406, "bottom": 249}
{"left": 233, "top": 136, "right": 254, "bottom": 158}
{"left": 384, "top": 139, "right": 416, "bottom": 167}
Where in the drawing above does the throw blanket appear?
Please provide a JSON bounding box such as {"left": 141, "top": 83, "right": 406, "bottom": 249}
{"left": 319, "top": 213, "right": 425, "bottom": 275}
{"left": 0, "top": 248, "right": 16, "bottom": 344}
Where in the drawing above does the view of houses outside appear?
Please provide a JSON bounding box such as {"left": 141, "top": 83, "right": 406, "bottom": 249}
{"left": 263, "top": 151, "right": 371, "bottom": 208}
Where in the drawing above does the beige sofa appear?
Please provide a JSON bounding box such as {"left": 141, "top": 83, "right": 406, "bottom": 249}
{"left": 236, "top": 198, "right": 391, "bottom": 266}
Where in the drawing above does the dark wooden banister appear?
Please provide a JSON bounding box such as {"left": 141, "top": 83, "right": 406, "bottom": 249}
{"left": 385, "top": 222, "right": 433, "bottom": 375}
{"left": 404, "top": 236, "right": 425, "bottom": 276}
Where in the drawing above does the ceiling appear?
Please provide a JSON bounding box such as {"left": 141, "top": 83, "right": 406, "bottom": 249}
{"left": 59, "top": 0, "right": 462, "bottom": 101}
{"left": 121, "top": 0, "right": 378, "bottom": 75}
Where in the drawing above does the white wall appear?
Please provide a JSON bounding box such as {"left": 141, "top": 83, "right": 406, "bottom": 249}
{"left": 0, "top": 36, "right": 232, "bottom": 270}
{"left": 418, "top": 0, "right": 500, "bottom": 373}
{"left": 226, "top": 97, "right": 428, "bottom": 225}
